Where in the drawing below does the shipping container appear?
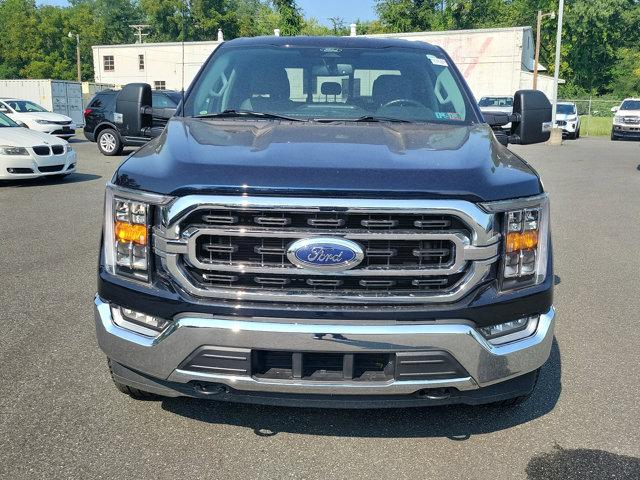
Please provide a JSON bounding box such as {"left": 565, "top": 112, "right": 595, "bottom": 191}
{"left": 0, "top": 79, "right": 85, "bottom": 127}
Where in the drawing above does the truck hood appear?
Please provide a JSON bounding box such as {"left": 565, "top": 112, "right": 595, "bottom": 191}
{"left": 114, "top": 117, "right": 542, "bottom": 202}
{"left": 616, "top": 109, "right": 640, "bottom": 118}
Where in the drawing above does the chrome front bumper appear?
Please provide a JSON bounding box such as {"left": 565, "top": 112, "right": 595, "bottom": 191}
{"left": 95, "top": 297, "right": 555, "bottom": 397}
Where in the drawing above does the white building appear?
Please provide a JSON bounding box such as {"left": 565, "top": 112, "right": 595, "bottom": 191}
{"left": 92, "top": 40, "right": 223, "bottom": 91}
{"left": 92, "top": 26, "right": 557, "bottom": 99}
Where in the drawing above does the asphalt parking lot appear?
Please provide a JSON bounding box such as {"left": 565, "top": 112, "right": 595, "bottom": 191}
{"left": 1, "top": 135, "right": 639, "bottom": 480}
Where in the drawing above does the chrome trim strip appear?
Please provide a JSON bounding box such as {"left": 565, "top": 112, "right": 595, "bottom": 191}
{"left": 161, "top": 195, "right": 498, "bottom": 245}
{"left": 169, "top": 370, "right": 477, "bottom": 394}
{"left": 107, "top": 183, "right": 175, "bottom": 205}
{"left": 161, "top": 255, "right": 493, "bottom": 304}
{"left": 480, "top": 193, "right": 548, "bottom": 213}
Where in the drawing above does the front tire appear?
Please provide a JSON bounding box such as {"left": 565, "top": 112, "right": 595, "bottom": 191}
{"left": 97, "top": 128, "right": 123, "bottom": 156}
{"left": 108, "top": 358, "right": 160, "bottom": 400}
{"left": 611, "top": 128, "right": 618, "bottom": 141}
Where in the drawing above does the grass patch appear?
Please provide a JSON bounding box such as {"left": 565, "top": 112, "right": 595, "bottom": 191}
{"left": 579, "top": 116, "right": 612, "bottom": 137}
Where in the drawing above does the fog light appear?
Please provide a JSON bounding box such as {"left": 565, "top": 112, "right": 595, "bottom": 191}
{"left": 479, "top": 316, "right": 539, "bottom": 345}
{"left": 111, "top": 306, "right": 169, "bottom": 337}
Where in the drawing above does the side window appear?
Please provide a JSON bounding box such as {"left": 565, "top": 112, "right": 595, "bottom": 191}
{"left": 0, "top": 102, "right": 9, "bottom": 113}
{"left": 433, "top": 66, "right": 466, "bottom": 120}
{"left": 152, "top": 93, "right": 173, "bottom": 108}
{"left": 89, "top": 97, "right": 103, "bottom": 109}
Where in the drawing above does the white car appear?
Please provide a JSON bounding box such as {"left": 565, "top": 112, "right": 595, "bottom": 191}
{"left": 0, "top": 111, "right": 77, "bottom": 180}
{"left": 555, "top": 102, "right": 580, "bottom": 139}
{"left": 611, "top": 98, "right": 640, "bottom": 141}
{"left": 478, "top": 96, "right": 513, "bottom": 129}
{"left": 0, "top": 98, "right": 75, "bottom": 140}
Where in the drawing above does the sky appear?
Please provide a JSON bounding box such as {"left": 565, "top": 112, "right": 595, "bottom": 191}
{"left": 36, "top": 0, "right": 379, "bottom": 26}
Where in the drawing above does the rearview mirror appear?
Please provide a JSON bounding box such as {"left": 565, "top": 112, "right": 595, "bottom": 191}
{"left": 509, "top": 90, "right": 552, "bottom": 145}
{"left": 611, "top": 106, "right": 619, "bottom": 113}
{"left": 115, "top": 83, "right": 152, "bottom": 137}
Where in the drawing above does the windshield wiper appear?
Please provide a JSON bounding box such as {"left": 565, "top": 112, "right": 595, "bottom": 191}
{"left": 316, "top": 115, "right": 412, "bottom": 124}
{"left": 194, "top": 109, "right": 305, "bottom": 122}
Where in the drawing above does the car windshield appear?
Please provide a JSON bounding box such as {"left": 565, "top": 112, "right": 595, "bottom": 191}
{"left": 6, "top": 100, "right": 48, "bottom": 113}
{"left": 620, "top": 100, "right": 640, "bottom": 110}
{"left": 0, "top": 111, "right": 19, "bottom": 127}
{"left": 478, "top": 97, "right": 513, "bottom": 107}
{"left": 184, "top": 45, "right": 475, "bottom": 124}
{"left": 556, "top": 104, "right": 576, "bottom": 115}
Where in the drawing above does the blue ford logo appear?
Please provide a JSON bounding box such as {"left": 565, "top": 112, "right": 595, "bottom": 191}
{"left": 287, "top": 238, "right": 364, "bottom": 271}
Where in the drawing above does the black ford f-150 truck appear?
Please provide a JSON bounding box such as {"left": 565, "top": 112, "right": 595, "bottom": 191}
{"left": 95, "top": 36, "right": 555, "bottom": 408}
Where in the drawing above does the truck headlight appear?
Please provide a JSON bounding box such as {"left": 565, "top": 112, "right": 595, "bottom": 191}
{"left": 0, "top": 146, "right": 29, "bottom": 155}
{"left": 614, "top": 115, "right": 622, "bottom": 123}
{"left": 103, "top": 184, "right": 173, "bottom": 282}
{"left": 482, "top": 194, "right": 550, "bottom": 291}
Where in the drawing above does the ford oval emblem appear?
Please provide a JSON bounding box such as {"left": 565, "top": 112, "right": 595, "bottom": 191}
{"left": 287, "top": 238, "right": 364, "bottom": 272}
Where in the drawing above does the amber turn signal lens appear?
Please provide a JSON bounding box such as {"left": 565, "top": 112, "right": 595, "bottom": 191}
{"left": 115, "top": 221, "right": 147, "bottom": 245}
{"left": 506, "top": 230, "right": 538, "bottom": 253}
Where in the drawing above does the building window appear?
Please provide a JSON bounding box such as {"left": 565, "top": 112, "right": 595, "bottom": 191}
{"left": 154, "top": 81, "right": 166, "bottom": 90}
{"left": 138, "top": 54, "right": 145, "bottom": 70}
{"left": 103, "top": 55, "right": 114, "bottom": 72}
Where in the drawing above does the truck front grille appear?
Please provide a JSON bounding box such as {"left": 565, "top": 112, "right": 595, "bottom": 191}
{"left": 155, "top": 196, "right": 500, "bottom": 305}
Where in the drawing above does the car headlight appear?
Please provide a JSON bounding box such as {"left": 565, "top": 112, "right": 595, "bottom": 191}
{"left": 34, "top": 119, "right": 51, "bottom": 124}
{"left": 103, "top": 184, "right": 173, "bottom": 282}
{"left": 0, "top": 146, "right": 29, "bottom": 155}
{"left": 482, "top": 194, "right": 550, "bottom": 291}
{"left": 614, "top": 115, "right": 622, "bottom": 123}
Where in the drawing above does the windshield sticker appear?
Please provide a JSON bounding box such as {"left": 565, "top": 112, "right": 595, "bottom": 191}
{"left": 435, "top": 112, "right": 463, "bottom": 121}
{"left": 427, "top": 54, "right": 448, "bottom": 67}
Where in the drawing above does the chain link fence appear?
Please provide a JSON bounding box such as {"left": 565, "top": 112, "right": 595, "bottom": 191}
{"left": 559, "top": 98, "right": 620, "bottom": 137}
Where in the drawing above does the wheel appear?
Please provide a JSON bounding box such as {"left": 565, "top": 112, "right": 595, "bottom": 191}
{"left": 576, "top": 128, "right": 580, "bottom": 139}
{"left": 108, "top": 358, "right": 160, "bottom": 400}
{"left": 611, "top": 128, "right": 618, "bottom": 141}
{"left": 490, "top": 368, "right": 540, "bottom": 407}
{"left": 97, "top": 128, "right": 123, "bottom": 156}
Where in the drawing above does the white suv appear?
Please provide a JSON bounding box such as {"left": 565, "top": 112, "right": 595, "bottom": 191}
{"left": 611, "top": 98, "right": 640, "bottom": 141}
{"left": 555, "top": 102, "right": 580, "bottom": 139}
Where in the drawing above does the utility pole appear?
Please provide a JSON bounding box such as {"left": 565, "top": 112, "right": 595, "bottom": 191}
{"left": 129, "top": 24, "right": 150, "bottom": 44}
{"left": 533, "top": 10, "right": 555, "bottom": 90}
{"left": 68, "top": 32, "right": 81, "bottom": 82}
{"left": 551, "top": 0, "right": 564, "bottom": 127}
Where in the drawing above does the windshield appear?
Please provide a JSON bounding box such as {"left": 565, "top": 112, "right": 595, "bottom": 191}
{"left": 184, "top": 45, "right": 475, "bottom": 124}
{"left": 5, "top": 100, "right": 48, "bottom": 113}
{"left": 556, "top": 104, "right": 576, "bottom": 115}
{"left": 620, "top": 100, "right": 640, "bottom": 111}
{"left": 478, "top": 97, "right": 513, "bottom": 107}
{"left": 0, "top": 111, "right": 18, "bottom": 127}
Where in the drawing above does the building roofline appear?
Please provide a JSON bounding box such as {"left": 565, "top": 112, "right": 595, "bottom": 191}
{"left": 92, "top": 40, "right": 223, "bottom": 50}
{"left": 366, "top": 26, "right": 532, "bottom": 38}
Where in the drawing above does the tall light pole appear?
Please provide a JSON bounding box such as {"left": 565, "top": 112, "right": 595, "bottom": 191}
{"left": 533, "top": 10, "right": 555, "bottom": 90}
{"left": 551, "top": 0, "right": 564, "bottom": 127}
{"left": 68, "top": 32, "right": 81, "bottom": 82}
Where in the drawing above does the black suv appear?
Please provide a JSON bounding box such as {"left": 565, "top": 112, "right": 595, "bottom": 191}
{"left": 84, "top": 89, "right": 181, "bottom": 155}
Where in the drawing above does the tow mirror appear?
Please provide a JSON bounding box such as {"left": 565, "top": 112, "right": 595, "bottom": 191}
{"left": 115, "top": 83, "right": 152, "bottom": 137}
{"left": 509, "top": 90, "right": 552, "bottom": 145}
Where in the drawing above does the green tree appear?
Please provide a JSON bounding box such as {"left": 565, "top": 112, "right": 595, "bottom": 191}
{"left": 608, "top": 48, "right": 640, "bottom": 97}
{"left": 272, "top": 0, "right": 302, "bottom": 35}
